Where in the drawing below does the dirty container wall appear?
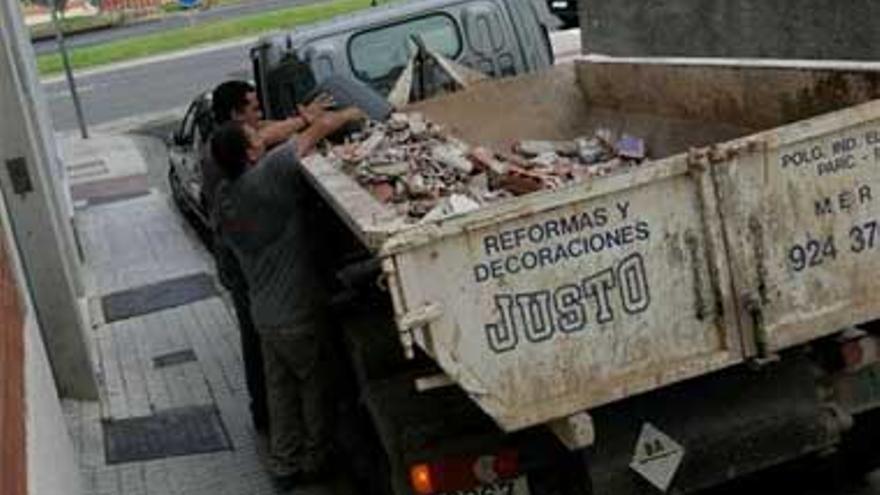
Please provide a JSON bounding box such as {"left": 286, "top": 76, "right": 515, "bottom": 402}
{"left": 711, "top": 99, "right": 880, "bottom": 353}
{"left": 578, "top": 57, "right": 880, "bottom": 132}
{"left": 407, "top": 62, "right": 759, "bottom": 159}
{"left": 299, "top": 60, "right": 880, "bottom": 432}
{"left": 385, "top": 155, "right": 742, "bottom": 431}
{"left": 383, "top": 60, "right": 880, "bottom": 431}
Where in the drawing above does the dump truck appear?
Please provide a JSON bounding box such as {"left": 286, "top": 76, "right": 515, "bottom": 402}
{"left": 289, "top": 56, "right": 880, "bottom": 495}
{"left": 243, "top": 3, "right": 880, "bottom": 495}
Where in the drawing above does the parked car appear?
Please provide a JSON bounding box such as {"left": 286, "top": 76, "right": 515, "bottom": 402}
{"left": 169, "top": 0, "right": 557, "bottom": 235}
{"left": 167, "top": 91, "right": 213, "bottom": 238}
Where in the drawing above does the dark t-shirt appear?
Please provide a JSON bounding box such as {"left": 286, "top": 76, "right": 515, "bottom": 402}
{"left": 203, "top": 144, "right": 248, "bottom": 292}
{"left": 201, "top": 145, "right": 224, "bottom": 223}
{"left": 216, "top": 141, "right": 327, "bottom": 332}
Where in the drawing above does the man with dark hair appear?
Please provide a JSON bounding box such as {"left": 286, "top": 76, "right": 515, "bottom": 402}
{"left": 205, "top": 80, "right": 331, "bottom": 434}
{"left": 206, "top": 80, "right": 330, "bottom": 208}
{"left": 211, "top": 80, "right": 258, "bottom": 125}
{"left": 212, "top": 106, "right": 364, "bottom": 487}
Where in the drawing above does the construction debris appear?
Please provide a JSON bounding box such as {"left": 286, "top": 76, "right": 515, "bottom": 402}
{"left": 321, "top": 113, "right": 649, "bottom": 222}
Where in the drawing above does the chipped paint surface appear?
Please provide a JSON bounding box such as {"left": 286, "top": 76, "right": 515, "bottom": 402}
{"left": 390, "top": 161, "right": 741, "bottom": 431}
{"left": 301, "top": 59, "right": 880, "bottom": 431}
{"left": 715, "top": 101, "right": 880, "bottom": 353}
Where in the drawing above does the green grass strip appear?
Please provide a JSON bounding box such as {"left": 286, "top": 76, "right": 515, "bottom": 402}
{"left": 37, "top": 0, "right": 384, "bottom": 75}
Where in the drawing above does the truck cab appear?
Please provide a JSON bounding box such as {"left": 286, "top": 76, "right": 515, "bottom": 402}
{"left": 250, "top": 0, "right": 559, "bottom": 119}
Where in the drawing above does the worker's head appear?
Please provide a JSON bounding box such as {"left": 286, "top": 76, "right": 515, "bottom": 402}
{"left": 212, "top": 80, "right": 262, "bottom": 128}
{"left": 211, "top": 121, "right": 265, "bottom": 180}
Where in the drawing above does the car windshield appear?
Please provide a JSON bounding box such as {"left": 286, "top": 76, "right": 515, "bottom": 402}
{"left": 348, "top": 14, "right": 462, "bottom": 93}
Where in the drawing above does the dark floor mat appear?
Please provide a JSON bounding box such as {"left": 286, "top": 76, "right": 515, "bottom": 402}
{"left": 103, "top": 405, "right": 231, "bottom": 464}
{"left": 152, "top": 349, "right": 198, "bottom": 368}
{"left": 101, "top": 273, "right": 218, "bottom": 323}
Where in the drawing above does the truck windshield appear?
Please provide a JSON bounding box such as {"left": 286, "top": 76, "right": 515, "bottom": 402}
{"left": 348, "top": 14, "right": 462, "bottom": 94}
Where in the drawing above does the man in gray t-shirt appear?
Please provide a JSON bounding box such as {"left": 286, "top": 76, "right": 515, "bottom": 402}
{"left": 211, "top": 108, "right": 362, "bottom": 484}
{"left": 203, "top": 80, "right": 330, "bottom": 433}
{"left": 218, "top": 140, "right": 328, "bottom": 329}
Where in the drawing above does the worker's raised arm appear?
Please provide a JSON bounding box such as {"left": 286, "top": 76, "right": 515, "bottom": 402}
{"left": 294, "top": 107, "right": 366, "bottom": 158}
{"left": 257, "top": 93, "right": 335, "bottom": 148}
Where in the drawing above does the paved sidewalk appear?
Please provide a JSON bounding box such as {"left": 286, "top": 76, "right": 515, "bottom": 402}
{"left": 58, "top": 133, "right": 346, "bottom": 495}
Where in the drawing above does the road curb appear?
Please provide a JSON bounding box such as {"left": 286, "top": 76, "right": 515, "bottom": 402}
{"left": 41, "top": 35, "right": 259, "bottom": 85}
{"left": 57, "top": 105, "right": 188, "bottom": 139}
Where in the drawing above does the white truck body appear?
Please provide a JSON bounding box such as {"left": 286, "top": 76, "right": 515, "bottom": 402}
{"left": 301, "top": 57, "right": 880, "bottom": 435}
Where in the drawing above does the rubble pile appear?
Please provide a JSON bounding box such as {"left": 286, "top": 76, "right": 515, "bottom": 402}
{"left": 323, "top": 112, "right": 648, "bottom": 222}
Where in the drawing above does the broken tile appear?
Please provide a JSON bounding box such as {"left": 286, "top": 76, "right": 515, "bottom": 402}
{"left": 421, "top": 194, "right": 481, "bottom": 222}
{"left": 530, "top": 152, "right": 560, "bottom": 168}
{"left": 325, "top": 111, "right": 648, "bottom": 220}
{"left": 498, "top": 166, "right": 546, "bottom": 195}
{"left": 468, "top": 147, "right": 508, "bottom": 175}
{"left": 432, "top": 144, "right": 474, "bottom": 174}
{"left": 409, "top": 113, "right": 428, "bottom": 136}
{"left": 369, "top": 162, "right": 410, "bottom": 177}
{"left": 368, "top": 182, "right": 396, "bottom": 203}
{"left": 515, "top": 140, "right": 578, "bottom": 157}
{"left": 388, "top": 113, "right": 411, "bottom": 131}
{"left": 616, "top": 134, "right": 646, "bottom": 160}
{"left": 408, "top": 199, "right": 439, "bottom": 218}
{"left": 575, "top": 137, "right": 608, "bottom": 164}
{"left": 357, "top": 132, "right": 386, "bottom": 157}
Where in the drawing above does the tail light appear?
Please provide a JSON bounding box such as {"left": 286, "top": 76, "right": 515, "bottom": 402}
{"left": 409, "top": 449, "right": 520, "bottom": 495}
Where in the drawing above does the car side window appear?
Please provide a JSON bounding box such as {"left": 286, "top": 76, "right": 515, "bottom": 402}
{"left": 348, "top": 14, "right": 462, "bottom": 91}
{"left": 195, "top": 100, "right": 215, "bottom": 144}
{"left": 178, "top": 102, "right": 199, "bottom": 145}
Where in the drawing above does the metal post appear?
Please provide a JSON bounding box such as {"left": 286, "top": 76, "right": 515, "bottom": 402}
{"left": 51, "top": 6, "right": 89, "bottom": 139}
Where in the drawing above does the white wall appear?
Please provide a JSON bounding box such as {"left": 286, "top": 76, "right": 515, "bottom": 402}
{"left": 25, "top": 311, "right": 83, "bottom": 495}
{"left": 0, "top": 0, "right": 97, "bottom": 400}
{"left": 0, "top": 147, "right": 83, "bottom": 495}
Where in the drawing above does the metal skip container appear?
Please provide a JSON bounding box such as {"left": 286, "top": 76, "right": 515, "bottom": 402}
{"left": 301, "top": 58, "right": 880, "bottom": 432}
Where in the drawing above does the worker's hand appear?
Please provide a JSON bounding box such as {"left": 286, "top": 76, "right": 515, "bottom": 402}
{"left": 311, "top": 107, "right": 366, "bottom": 135}
{"left": 295, "top": 107, "right": 367, "bottom": 157}
{"left": 297, "top": 93, "right": 335, "bottom": 125}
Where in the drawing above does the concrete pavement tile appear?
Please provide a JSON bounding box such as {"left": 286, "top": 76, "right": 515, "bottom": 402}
{"left": 63, "top": 144, "right": 309, "bottom": 494}
{"left": 96, "top": 326, "right": 129, "bottom": 420}
{"left": 162, "top": 305, "right": 215, "bottom": 408}
{"left": 119, "top": 464, "right": 147, "bottom": 495}
{"left": 110, "top": 319, "right": 154, "bottom": 418}
{"left": 93, "top": 466, "right": 121, "bottom": 495}
{"left": 59, "top": 133, "right": 149, "bottom": 184}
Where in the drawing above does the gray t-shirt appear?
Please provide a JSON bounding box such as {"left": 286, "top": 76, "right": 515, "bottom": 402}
{"left": 201, "top": 145, "right": 224, "bottom": 226}
{"left": 216, "top": 141, "right": 327, "bottom": 332}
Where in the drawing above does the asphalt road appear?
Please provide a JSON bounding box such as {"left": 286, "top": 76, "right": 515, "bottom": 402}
{"left": 45, "top": 29, "right": 584, "bottom": 132}
{"left": 33, "top": 0, "right": 325, "bottom": 55}
{"left": 45, "top": 41, "right": 252, "bottom": 131}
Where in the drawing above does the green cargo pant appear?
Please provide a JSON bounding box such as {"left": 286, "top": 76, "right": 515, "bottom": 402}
{"left": 260, "top": 327, "right": 331, "bottom": 477}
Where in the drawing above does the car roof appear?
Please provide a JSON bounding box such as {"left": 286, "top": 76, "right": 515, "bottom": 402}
{"left": 259, "top": 0, "right": 496, "bottom": 47}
